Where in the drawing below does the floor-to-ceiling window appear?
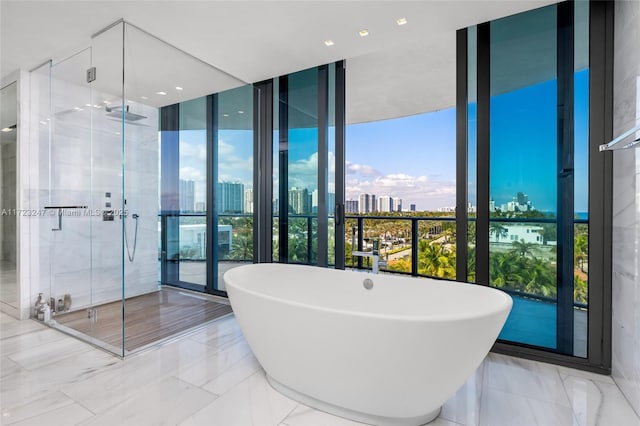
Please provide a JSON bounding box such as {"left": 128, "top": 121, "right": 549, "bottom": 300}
{"left": 461, "top": 0, "right": 611, "bottom": 369}
{"left": 160, "top": 85, "right": 256, "bottom": 293}
{"left": 273, "top": 63, "right": 343, "bottom": 267}
{"left": 487, "top": 5, "right": 564, "bottom": 352}
{"left": 215, "top": 85, "right": 255, "bottom": 291}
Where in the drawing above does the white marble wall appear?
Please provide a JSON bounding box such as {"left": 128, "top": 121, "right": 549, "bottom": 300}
{"left": 612, "top": 0, "right": 640, "bottom": 417}
{"left": 27, "top": 72, "right": 160, "bottom": 316}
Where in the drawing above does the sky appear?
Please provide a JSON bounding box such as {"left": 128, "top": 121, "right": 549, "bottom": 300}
{"left": 346, "top": 108, "right": 456, "bottom": 211}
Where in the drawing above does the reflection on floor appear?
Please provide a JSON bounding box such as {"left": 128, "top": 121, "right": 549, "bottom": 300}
{"left": 0, "top": 259, "right": 17, "bottom": 307}
{"left": 53, "top": 287, "right": 232, "bottom": 352}
{"left": 177, "top": 260, "right": 250, "bottom": 292}
{"left": 1, "top": 312, "right": 638, "bottom": 426}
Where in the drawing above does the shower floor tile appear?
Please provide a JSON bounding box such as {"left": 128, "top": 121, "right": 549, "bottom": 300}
{"left": 52, "top": 287, "right": 232, "bottom": 352}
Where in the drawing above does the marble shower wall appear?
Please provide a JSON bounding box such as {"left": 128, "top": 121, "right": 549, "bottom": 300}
{"left": 29, "top": 73, "right": 159, "bottom": 315}
{"left": 612, "top": 0, "right": 640, "bottom": 416}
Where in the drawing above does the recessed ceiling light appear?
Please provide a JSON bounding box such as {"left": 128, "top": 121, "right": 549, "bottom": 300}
{"left": 39, "top": 121, "right": 47, "bottom": 125}
{"left": 397, "top": 18, "right": 408, "bottom": 26}
{"left": 324, "top": 40, "right": 334, "bottom": 46}
{"left": 156, "top": 91, "right": 167, "bottom": 96}
{"left": 359, "top": 29, "right": 369, "bottom": 37}
{"left": 73, "top": 107, "right": 83, "bottom": 111}
{"left": 93, "top": 104, "right": 102, "bottom": 109}
{"left": 175, "top": 86, "right": 183, "bottom": 91}
{"left": 115, "top": 132, "right": 121, "bottom": 135}
{"left": 141, "top": 96, "right": 149, "bottom": 100}
{"left": 103, "top": 100, "right": 111, "bottom": 105}
{"left": 85, "top": 103, "right": 92, "bottom": 107}
{"left": 238, "top": 110, "right": 244, "bottom": 114}
{"left": 1, "top": 127, "right": 12, "bottom": 132}
{"left": 223, "top": 113, "right": 229, "bottom": 117}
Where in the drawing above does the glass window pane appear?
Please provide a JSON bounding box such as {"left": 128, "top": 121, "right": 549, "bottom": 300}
{"left": 489, "top": 5, "right": 558, "bottom": 350}
{"left": 216, "top": 85, "right": 255, "bottom": 291}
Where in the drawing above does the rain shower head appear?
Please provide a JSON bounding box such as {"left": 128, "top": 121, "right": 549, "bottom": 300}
{"left": 105, "top": 105, "right": 147, "bottom": 122}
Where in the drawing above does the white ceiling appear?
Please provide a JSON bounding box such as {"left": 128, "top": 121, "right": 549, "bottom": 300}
{"left": 1, "top": 0, "right": 559, "bottom": 124}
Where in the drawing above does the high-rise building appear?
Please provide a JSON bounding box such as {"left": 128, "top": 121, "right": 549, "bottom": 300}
{"left": 311, "top": 189, "right": 319, "bottom": 213}
{"left": 327, "top": 192, "right": 336, "bottom": 214}
{"left": 218, "top": 182, "right": 244, "bottom": 213}
{"left": 410, "top": 204, "right": 416, "bottom": 212}
{"left": 517, "top": 192, "right": 528, "bottom": 205}
{"left": 179, "top": 179, "right": 195, "bottom": 212}
{"left": 358, "top": 193, "right": 377, "bottom": 213}
{"left": 288, "top": 187, "right": 310, "bottom": 214}
{"left": 244, "top": 188, "right": 254, "bottom": 213}
{"left": 358, "top": 193, "right": 369, "bottom": 213}
{"left": 310, "top": 190, "right": 335, "bottom": 214}
{"left": 392, "top": 197, "right": 402, "bottom": 212}
{"left": 345, "top": 200, "right": 358, "bottom": 213}
{"left": 378, "top": 195, "right": 392, "bottom": 213}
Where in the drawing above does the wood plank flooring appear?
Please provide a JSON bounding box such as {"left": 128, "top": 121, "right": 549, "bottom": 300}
{"left": 54, "top": 287, "right": 233, "bottom": 351}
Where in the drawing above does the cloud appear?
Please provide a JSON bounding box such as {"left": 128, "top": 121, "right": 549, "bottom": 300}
{"left": 346, "top": 161, "right": 381, "bottom": 177}
{"left": 346, "top": 173, "right": 456, "bottom": 211}
{"left": 179, "top": 141, "right": 206, "bottom": 161}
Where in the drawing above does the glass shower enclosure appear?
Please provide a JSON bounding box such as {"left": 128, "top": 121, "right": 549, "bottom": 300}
{"left": 29, "top": 21, "right": 246, "bottom": 356}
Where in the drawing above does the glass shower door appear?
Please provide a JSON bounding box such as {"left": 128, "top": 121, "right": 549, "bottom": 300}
{"left": 45, "top": 34, "right": 127, "bottom": 355}
{"left": 47, "top": 48, "right": 103, "bottom": 347}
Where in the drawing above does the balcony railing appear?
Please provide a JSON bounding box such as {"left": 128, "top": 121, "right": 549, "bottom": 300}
{"left": 158, "top": 211, "right": 588, "bottom": 308}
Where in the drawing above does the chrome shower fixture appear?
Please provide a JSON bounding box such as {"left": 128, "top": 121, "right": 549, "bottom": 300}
{"left": 105, "top": 104, "right": 147, "bottom": 122}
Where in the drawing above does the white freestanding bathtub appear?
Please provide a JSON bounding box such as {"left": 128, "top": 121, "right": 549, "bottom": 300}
{"left": 225, "top": 263, "right": 512, "bottom": 426}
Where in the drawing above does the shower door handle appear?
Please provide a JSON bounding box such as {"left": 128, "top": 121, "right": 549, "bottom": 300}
{"left": 52, "top": 210, "right": 62, "bottom": 231}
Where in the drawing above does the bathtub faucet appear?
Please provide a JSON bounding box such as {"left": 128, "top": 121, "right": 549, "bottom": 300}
{"left": 352, "top": 239, "right": 386, "bottom": 274}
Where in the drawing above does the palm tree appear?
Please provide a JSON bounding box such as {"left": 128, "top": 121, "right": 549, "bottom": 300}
{"left": 418, "top": 242, "right": 456, "bottom": 278}
{"left": 510, "top": 239, "right": 538, "bottom": 258}
{"left": 489, "top": 223, "right": 508, "bottom": 243}
{"left": 467, "top": 246, "right": 476, "bottom": 282}
{"left": 229, "top": 234, "right": 253, "bottom": 261}
{"left": 574, "top": 234, "right": 588, "bottom": 272}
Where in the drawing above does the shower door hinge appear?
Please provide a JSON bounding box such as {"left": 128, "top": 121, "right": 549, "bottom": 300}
{"left": 86, "top": 67, "right": 96, "bottom": 83}
{"left": 87, "top": 307, "right": 97, "bottom": 323}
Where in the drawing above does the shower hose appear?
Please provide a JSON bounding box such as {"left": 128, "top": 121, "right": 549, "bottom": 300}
{"left": 124, "top": 213, "right": 139, "bottom": 262}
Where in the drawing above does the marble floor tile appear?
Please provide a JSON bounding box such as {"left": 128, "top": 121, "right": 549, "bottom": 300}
{"left": 280, "top": 404, "right": 365, "bottom": 426}
{"left": 9, "top": 403, "right": 94, "bottom": 426}
{"left": 79, "top": 376, "right": 217, "bottom": 426}
{"left": 2, "top": 314, "right": 639, "bottom": 426}
{"left": 280, "top": 404, "right": 465, "bottom": 426}
{"left": 181, "top": 369, "right": 297, "bottom": 426}
{"left": 483, "top": 353, "right": 571, "bottom": 407}
{"left": 280, "top": 404, "right": 461, "bottom": 426}
{"left": 479, "top": 388, "right": 576, "bottom": 426}
{"left": 1, "top": 391, "right": 76, "bottom": 425}
{"left": 201, "top": 351, "right": 261, "bottom": 395}
{"left": 8, "top": 336, "right": 93, "bottom": 371}
{"left": 1, "top": 356, "right": 23, "bottom": 378}
{"left": 60, "top": 338, "right": 210, "bottom": 414}
{"left": 557, "top": 365, "right": 616, "bottom": 385}
{"left": 0, "top": 318, "right": 46, "bottom": 339}
{"left": 562, "top": 374, "right": 640, "bottom": 426}
{"left": 1, "top": 328, "right": 67, "bottom": 356}
{"left": 187, "top": 315, "right": 243, "bottom": 347}
{"left": 176, "top": 339, "right": 253, "bottom": 387}
{"left": 440, "top": 364, "right": 484, "bottom": 426}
